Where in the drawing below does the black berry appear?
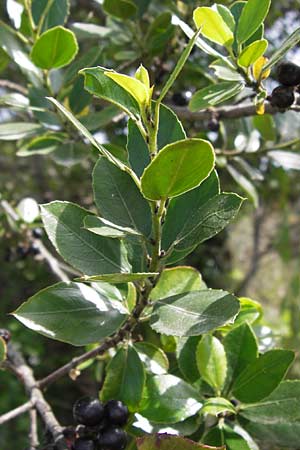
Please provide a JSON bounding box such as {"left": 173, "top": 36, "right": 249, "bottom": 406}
{"left": 270, "top": 85, "right": 295, "bottom": 108}
{"left": 73, "top": 438, "right": 95, "bottom": 450}
{"left": 32, "top": 228, "right": 43, "bottom": 239}
{"left": 97, "top": 428, "right": 127, "bottom": 450}
{"left": 29, "top": 243, "right": 40, "bottom": 256}
{"left": 277, "top": 61, "right": 300, "bottom": 86}
{"left": 104, "top": 400, "right": 129, "bottom": 427}
{"left": 208, "top": 118, "right": 220, "bottom": 132}
{"left": 16, "top": 244, "right": 29, "bottom": 259}
{"left": 0, "top": 329, "right": 11, "bottom": 343}
{"left": 73, "top": 397, "right": 105, "bottom": 427}
{"left": 172, "top": 92, "right": 189, "bottom": 107}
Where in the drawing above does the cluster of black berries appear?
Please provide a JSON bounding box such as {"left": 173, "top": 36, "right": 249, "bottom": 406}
{"left": 71, "top": 398, "right": 129, "bottom": 450}
{"left": 5, "top": 228, "right": 43, "bottom": 262}
{"left": 270, "top": 61, "right": 300, "bottom": 108}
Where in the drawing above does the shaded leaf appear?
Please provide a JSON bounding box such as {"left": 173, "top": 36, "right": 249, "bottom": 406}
{"left": 137, "top": 434, "right": 224, "bottom": 450}
{"left": 189, "top": 82, "right": 244, "bottom": 112}
{"left": 236, "top": 0, "right": 270, "bottom": 44}
{"left": 177, "top": 336, "right": 202, "bottom": 383}
{"left": 197, "top": 336, "right": 227, "bottom": 393}
{"left": 151, "top": 267, "right": 203, "bottom": 301}
{"left": 0, "top": 123, "right": 43, "bottom": 140}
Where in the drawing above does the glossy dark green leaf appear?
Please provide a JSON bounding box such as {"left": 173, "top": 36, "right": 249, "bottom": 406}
{"left": 232, "top": 350, "right": 295, "bottom": 403}
{"left": 31, "top": 0, "right": 70, "bottom": 32}
{"left": 80, "top": 66, "right": 140, "bottom": 118}
{"left": 244, "top": 420, "right": 300, "bottom": 448}
{"left": 134, "top": 342, "right": 169, "bottom": 375}
{"left": 31, "top": 26, "right": 78, "bottom": 69}
{"left": 177, "top": 336, "right": 202, "bottom": 383}
{"left": 137, "top": 434, "right": 224, "bottom": 450}
{"left": 189, "top": 82, "right": 244, "bottom": 112}
{"left": 140, "top": 374, "right": 202, "bottom": 423}
{"left": 240, "top": 380, "right": 300, "bottom": 424}
{"left": 101, "top": 346, "right": 145, "bottom": 411}
{"left": 0, "top": 123, "right": 43, "bottom": 140}
{"left": 223, "top": 323, "right": 258, "bottom": 394}
{"left": 13, "top": 282, "right": 127, "bottom": 346}
{"left": 28, "top": 86, "right": 62, "bottom": 128}
{"left": 127, "top": 119, "right": 150, "bottom": 177}
{"left": 150, "top": 290, "right": 240, "bottom": 337}
{"left": 103, "top": 0, "right": 137, "bottom": 19}
{"left": 93, "top": 158, "right": 151, "bottom": 237}
{"left": 223, "top": 426, "right": 252, "bottom": 450}
{"left": 141, "top": 139, "right": 215, "bottom": 200}
{"left": 41, "top": 201, "right": 131, "bottom": 275}
{"left": 197, "top": 336, "right": 227, "bottom": 393}
{"left": 236, "top": 0, "right": 271, "bottom": 44}
{"left": 157, "top": 103, "right": 186, "bottom": 149}
{"left": 69, "top": 76, "right": 91, "bottom": 114}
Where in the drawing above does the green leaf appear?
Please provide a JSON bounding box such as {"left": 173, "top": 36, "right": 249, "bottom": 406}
{"left": 81, "top": 106, "right": 120, "bottom": 132}
{"left": 137, "top": 434, "right": 225, "bottom": 450}
{"left": 244, "top": 421, "right": 300, "bottom": 448}
{"left": 151, "top": 267, "right": 203, "bottom": 301}
{"left": 223, "top": 323, "right": 258, "bottom": 393}
{"left": 13, "top": 282, "right": 127, "bottom": 346}
{"left": 150, "top": 290, "right": 240, "bottom": 337}
{"left": 215, "top": 5, "right": 235, "bottom": 32}
{"left": 241, "top": 380, "right": 300, "bottom": 424}
{"left": 31, "top": 0, "right": 70, "bottom": 32}
{"left": 139, "top": 374, "right": 202, "bottom": 423}
{"left": 83, "top": 215, "right": 142, "bottom": 238}
{"left": 93, "top": 158, "right": 151, "bottom": 237}
{"left": 189, "top": 82, "right": 244, "bottom": 112}
{"left": 162, "top": 171, "right": 219, "bottom": 251}
{"left": 193, "top": 7, "right": 234, "bottom": 47}
{"left": 164, "top": 193, "right": 243, "bottom": 261}
{"left": 127, "top": 119, "right": 150, "bottom": 177}
{"left": 28, "top": 86, "right": 61, "bottom": 128}
{"left": 70, "top": 23, "right": 110, "bottom": 40}
{"left": 0, "top": 123, "right": 43, "bottom": 141}
{"left": 0, "top": 337, "right": 7, "bottom": 363}
{"left": 146, "top": 12, "right": 175, "bottom": 56}
{"left": 223, "top": 426, "right": 252, "bottom": 450}
{"left": 177, "top": 336, "right": 202, "bottom": 383}
{"left": 232, "top": 349, "right": 295, "bottom": 403}
{"left": 31, "top": 26, "right": 78, "bottom": 69}
{"left": 133, "top": 342, "right": 169, "bottom": 375}
{"left": 157, "top": 103, "right": 186, "bottom": 150}
{"left": 201, "top": 398, "right": 236, "bottom": 417}
{"left": 197, "top": 336, "right": 227, "bottom": 393}
{"left": 104, "top": 71, "right": 150, "bottom": 108}
{"left": 263, "top": 27, "right": 300, "bottom": 72}
{"left": 228, "top": 297, "right": 262, "bottom": 328}
{"left": 236, "top": 0, "right": 271, "bottom": 44}
{"left": 64, "top": 47, "right": 102, "bottom": 84}
{"left": 238, "top": 39, "right": 268, "bottom": 68}
{"left": 101, "top": 346, "right": 145, "bottom": 411}
{"left": 41, "top": 201, "right": 131, "bottom": 276}
{"left": 80, "top": 66, "right": 140, "bottom": 118}
{"left": 227, "top": 164, "right": 258, "bottom": 208}
{"left": 210, "top": 60, "right": 244, "bottom": 81}
{"left": 141, "top": 139, "right": 215, "bottom": 201}
{"left": 252, "top": 114, "right": 276, "bottom": 141}
{"left": 103, "top": 0, "right": 137, "bottom": 19}
{"left": 17, "top": 134, "right": 65, "bottom": 157}
{"left": 77, "top": 273, "right": 158, "bottom": 284}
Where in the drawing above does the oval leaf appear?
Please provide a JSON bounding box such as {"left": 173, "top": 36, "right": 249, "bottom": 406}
{"left": 189, "top": 82, "right": 244, "bottom": 112}
{"left": 140, "top": 374, "right": 202, "bottom": 423}
{"left": 134, "top": 342, "right": 169, "bottom": 375}
{"left": 103, "top": 0, "right": 137, "bottom": 19}
{"left": 104, "top": 71, "right": 149, "bottom": 107}
{"left": 238, "top": 39, "right": 268, "bottom": 68}
{"left": 13, "top": 282, "right": 128, "bottom": 346}
{"left": 151, "top": 266, "right": 203, "bottom": 301}
{"left": 193, "top": 7, "right": 234, "bottom": 46}
{"left": 0, "top": 123, "right": 42, "bottom": 140}
{"left": 150, "top": 290, "right": 240, "bottom": 337}
{"left": 197, "top": 336, "right": 227, "bottom": 393}
{"left": 101, "top": 346, "right": 145, "bottom": 411}
{"left": 31, "top": 26, "right": 78, "bottom": 69}
{"left": 236, "top": 0, "right": 271, "bottom": 44}
{"left": 141, "top": 139, "right": 215, "bottom": 200}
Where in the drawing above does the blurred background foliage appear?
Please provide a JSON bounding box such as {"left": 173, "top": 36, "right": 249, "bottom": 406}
{"left": 0, "top": 0, "right": 300, "bottom": 448}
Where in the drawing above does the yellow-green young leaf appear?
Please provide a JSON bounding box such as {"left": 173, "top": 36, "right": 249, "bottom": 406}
{"left": 196, "top": 335, "right": 227, "bottom": 393}
{"left": 104, "top": 71, "right": 150, "bottom": 107}
{"left": 135, "top": 64, "right": 150, "bottom": 89}
{"left": 30, "top": 26, "right": 78, "bottom": 69}
{"left": 238, "top": 39, "right": 268, "bottom": 68}
{"left": 236, "top": 0, "right": 271, "bottom": 44}
{"left": 141, "top": 139, "right": 215, "bottom": 200}
{"left": 193, "top": 7, "right": 234, "bottom": 47}
{"left": 0, "top": 336, "right": 7, "bottom": 363}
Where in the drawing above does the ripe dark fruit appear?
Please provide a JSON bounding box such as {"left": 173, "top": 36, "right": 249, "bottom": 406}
{"left": 104, "top": 400, "right": 129, "bottom": 426}
{"left": 16, "top": 244, "right": 29, "bottom": 258}
{"left": 208, "top": 118, "right": 220, "bottom": 132}
{"left": 73, "top": 397, "right": 105, "bottom": 427}
{"left": 0, "top": 329, "right": 11, "bottom": 343}
{"left": 73, "top": 438, "right": 95, "bottom": 450}
{"left": 32, "top": 227, "right": 43, "bottom": 239}
{"left": 270, "top": 85, "right": 295, "bottom": 108}
{"left": 97, "top": 427, "right": 127, "bottom": 450}
{"left": 29, "top": 243, "right": 40, "bottom": 256}
{"left": 277, "top": 62, "right": 300, "bottom": 86}
{"left": 172, "top": 92, "right": 189, "bottom": 107}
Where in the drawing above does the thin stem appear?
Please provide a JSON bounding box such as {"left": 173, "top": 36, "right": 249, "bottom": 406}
{"left": 24, "top": 0, "right": 36, "bottom": 33}
{"left": 0, "top": 400, "right": 34, "bottom": 425}
{"left": 29, "top": 408, "right": 39, "bottom": 449}
{"left": 149, "top": 200, "right": 166, "bottom": 273}
{"left": 36, "top": 0, "right": 54, "bottom": 37}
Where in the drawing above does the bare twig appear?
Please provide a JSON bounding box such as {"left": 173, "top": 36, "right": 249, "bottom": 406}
{"left": 171, "top": 101, "right": 300, "bottom": 122}
{"left": 0, "top": 400, "right": 33, "bottom": 425}
{"left": 29, "top": 408, "right": 39, "bottom": 449}
{"left": 7, "top": 344, "right": 68, "bottom": 450}
{"left": 0, "top": 79, "right": 28, "bottom": 95}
